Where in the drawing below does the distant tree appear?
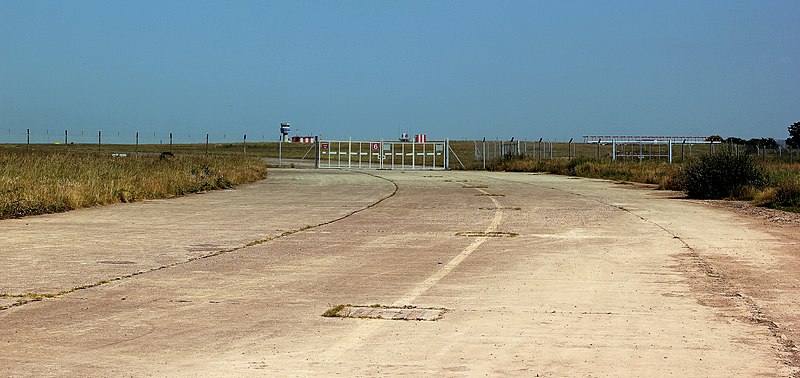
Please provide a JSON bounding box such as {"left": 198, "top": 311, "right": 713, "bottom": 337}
{"left": 766, "top": 138, "right": 779, "bottom": 148}
{"left": 748, "top": 138, "right": 778, "bottom": 148}
{"left": 788, "top": 121, "right": 800, "bottom": 148}
{"left": 725, "top": 137, "right": 747, "bottom": 145}
{"left": 706, "top": 135, "right": 723, "bottom": 142}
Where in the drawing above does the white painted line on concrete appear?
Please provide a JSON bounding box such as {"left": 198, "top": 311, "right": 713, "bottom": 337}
{"left": 392, "top": 190, "right": 501, "bottom": 306}
{"left": 324, "top": 187, "right": 503, "bottom": 360}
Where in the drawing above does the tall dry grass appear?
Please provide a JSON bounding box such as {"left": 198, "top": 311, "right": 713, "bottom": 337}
{"left": 489, "top": 155, "right": 800, "bottom": 211}
{"left": 0, "top": 149, "right": 267, "bottom": 219}
{"left": 753, "top": 162, "right": 800, "bottom": 211}
{"left": 489, "top": 156, "right": 684, "bottom": 190}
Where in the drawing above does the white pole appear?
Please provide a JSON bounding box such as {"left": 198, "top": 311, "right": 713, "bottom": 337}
{"left": 668, "top": 140, "right": 673, "bottom": 164}
{"left": 612, "top": 140, "right": 617, "bottom": 161}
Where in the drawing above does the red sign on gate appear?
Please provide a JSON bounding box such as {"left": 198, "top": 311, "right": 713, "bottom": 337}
{"left": 371, "top": 142, "right": 380, "bottom": 151}
{"left": 321, "top": 142, "right": 329, "bottom": 150}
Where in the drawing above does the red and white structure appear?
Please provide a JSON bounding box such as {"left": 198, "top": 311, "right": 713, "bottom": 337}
{"left": 414, "top": 134, "right": 427, "bottom": 143}
{"left": 291, "top": 136, "right": 315, "bottom": 143}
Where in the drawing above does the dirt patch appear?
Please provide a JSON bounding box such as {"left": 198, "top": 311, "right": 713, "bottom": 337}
{"left": 679, "top": 199, "right": 800, "bottom": 373}
{"left": 704, "top": 200, "right": 800, "bottom": 226}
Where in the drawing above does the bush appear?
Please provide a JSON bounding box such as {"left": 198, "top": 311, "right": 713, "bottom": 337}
{"left": 773, "top": 177, "right": 800, "bottom": 208}
{"left": 683, "top": 148, "right": 766, "bottom": 199}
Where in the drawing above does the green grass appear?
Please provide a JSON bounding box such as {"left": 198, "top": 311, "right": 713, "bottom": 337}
{"left": 0, "top": 147, "right": 268, "bottom": 219}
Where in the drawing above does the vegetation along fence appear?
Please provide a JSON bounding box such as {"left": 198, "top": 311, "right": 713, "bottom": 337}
{"left": 2, "top": 128, "right": 797, "bottom": 170}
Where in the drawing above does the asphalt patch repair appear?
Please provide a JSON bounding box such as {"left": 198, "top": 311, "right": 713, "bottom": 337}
{"left": 455, "top": 231, "right": 518, "bottom": 237}
{"left": 322, "top": 305, "right": 447, "bottom": 321}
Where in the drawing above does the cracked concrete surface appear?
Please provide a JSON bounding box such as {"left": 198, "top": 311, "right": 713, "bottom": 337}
{"left": 1, "top": 169, "right": 799, "bottom": 376}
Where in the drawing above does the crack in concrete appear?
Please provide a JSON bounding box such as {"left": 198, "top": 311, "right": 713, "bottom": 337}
{"left": 322, "top": 182, "right": 504, "bottom": 360}
{"left": 0, "top": 171, "right": 400, "bottom": 312}
{"left": 483, "top": 173, "right": 800, "bottom": 374}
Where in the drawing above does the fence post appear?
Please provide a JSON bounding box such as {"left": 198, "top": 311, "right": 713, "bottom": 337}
{"left": 681, "top": 140, "right": 685, "bottom": 161}
{"left": 444, "top": 139, "right": 450, "bottom": 170}
{"left": 27, "top": 128, "right": 30, "bottom": 149}
{"left": 205, "top": 134, "right": 209, "bottom": 155}
{"left": 538, "top": 138, "right": 543, "bottom": 159}
{"left": 482, "top": 137, "right": 486, "bottom": 170}
{"left": 65, "top": 130, "right": 68, "bottom": 145}
{"left": 98, "top": 130, "right": 102, "bottom": 153}
{"left": 668, "top": 139, "right": 673, "bottom": 164}
{"left": 612, "top": 140, "right": 617, "bottom": 161}
{"left": 315, "top": 136, "right": 320, "bottom": 169}
{"left": 169, "top": 132, "right": 173, "bottom": 152}
{"left": 243, "top": 134, "right": 247, "bottom": 156}
{"left": 135, "top": 132, "right": 139, "bottom": 154}
{"left": 596, "top": 139, "right": 600, "bottom": 159}
{"left": 566, "top": 139, "right": 570, "bottom": 159}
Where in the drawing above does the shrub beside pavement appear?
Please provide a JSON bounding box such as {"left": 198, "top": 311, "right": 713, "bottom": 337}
{"left": 489, "top": 150, "right": 800, "bottom": 212}
{"left": 682, "top": 147, "right": 766, "bottom": 199}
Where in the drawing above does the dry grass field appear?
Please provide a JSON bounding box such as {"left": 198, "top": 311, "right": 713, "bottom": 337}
{"left": 0, "top": 147, "right": 267, "bottom": 219}
{"left": 2, "top": 140, "right": 798, "bottom": 218}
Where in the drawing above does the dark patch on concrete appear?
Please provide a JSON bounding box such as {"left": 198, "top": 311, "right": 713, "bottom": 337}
{"left": 455, "top": 231, "right": 518, "bottom": 237}
{"left": 324, "top": 305, "right": 447, "bottom": 321}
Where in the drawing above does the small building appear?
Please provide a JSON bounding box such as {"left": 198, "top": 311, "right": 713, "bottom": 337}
{"left": 291, "top": 136, "right": 314, "bottom": 143}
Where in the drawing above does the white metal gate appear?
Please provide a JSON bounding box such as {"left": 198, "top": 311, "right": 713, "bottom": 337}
{"left": 317, "top": 139, "right": 449, "bottom": 170}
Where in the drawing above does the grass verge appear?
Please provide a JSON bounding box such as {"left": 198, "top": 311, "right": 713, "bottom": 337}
{"left": 490, "top": 156, "right": 684, "bottom": 190}
{"left": 0, "top": 148, "right": 268, "bottom": 219}
{"left": 489, "top": 156, "right": 800, "bottom": 212}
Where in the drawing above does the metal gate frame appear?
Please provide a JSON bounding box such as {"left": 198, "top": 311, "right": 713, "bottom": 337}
{"left": 316, "top": 138, "right": 449, "bottom": 170}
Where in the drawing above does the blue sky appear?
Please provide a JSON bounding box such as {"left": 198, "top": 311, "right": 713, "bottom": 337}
{"left": 1, "top": 1, "right": 798, "bottom": 143}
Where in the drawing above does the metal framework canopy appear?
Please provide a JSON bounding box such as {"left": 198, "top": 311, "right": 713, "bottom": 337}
{"left": 582, "top": 135, "right": 718, "bottom": 144}
{"left": 582, "top": 135, "right": 721, "bottom": 163}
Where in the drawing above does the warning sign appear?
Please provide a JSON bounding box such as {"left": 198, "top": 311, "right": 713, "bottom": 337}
{"left": 371, "top": 142, "right": 380, "bottom": 151}
{"left": 321, "top": 142, "right": 329, "bottom": 150}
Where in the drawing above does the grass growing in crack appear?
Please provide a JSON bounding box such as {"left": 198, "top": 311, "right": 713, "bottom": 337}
{"left": 322, "top": 304, "right": 348, "bottom": 318}
{"left": 455, "top": 231, "right": 518, "bottom": 237}
{"left": 1, "top": 292, "right": 57, "bottom": 299}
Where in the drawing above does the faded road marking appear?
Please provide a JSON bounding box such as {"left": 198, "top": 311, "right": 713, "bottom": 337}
{"left": 323, "top": 188, "right": 502, "bottom": 360}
